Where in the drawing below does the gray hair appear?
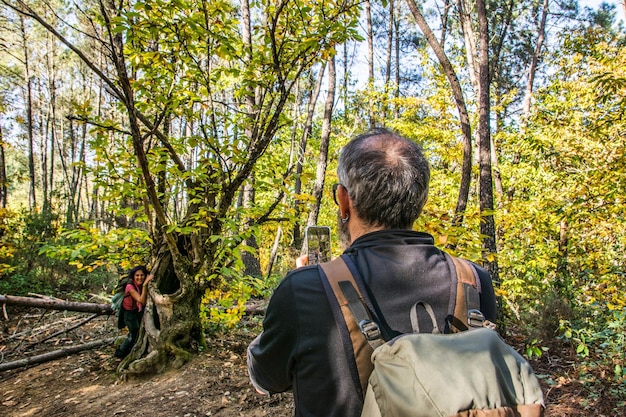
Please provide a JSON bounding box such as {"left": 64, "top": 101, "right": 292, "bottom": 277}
{"left": 337, "top": 128, "right": 430, "bottom": 229}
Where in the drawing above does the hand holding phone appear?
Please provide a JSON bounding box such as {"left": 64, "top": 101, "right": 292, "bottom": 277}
{"left": 305, "top": 226, "right": 331, "bottom": 264}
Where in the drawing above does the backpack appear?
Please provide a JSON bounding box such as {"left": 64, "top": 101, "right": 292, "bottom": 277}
{"left": 111, "top": 275, "right": 133, "bottom": 329}
{"left": 319, "top": 254, "right": 545, "bottom": 417}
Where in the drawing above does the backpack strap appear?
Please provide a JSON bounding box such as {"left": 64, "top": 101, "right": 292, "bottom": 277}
{"left": 409, "top": 301, "right": 441, "bottom": 334}
{"left": 319, "top": 256, "right": 379, "bottom": 399}
{"left": 123, "top": 281, "right": 141, "bottom": 311}
{"left": 447, "top": 254, "right": 495, "bottom": 332}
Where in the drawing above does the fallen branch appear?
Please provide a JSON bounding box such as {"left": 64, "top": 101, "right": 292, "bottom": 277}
{"left": 89, "top": 293, "right": 112, "bottom": 304}
{"left": 4, "top": 314, "right": 71, "bottom": 342}
{"left": 0, "top": 337, "right": 121, "bottom": 372}
{"left": 0, "top": 295, "right": 113, "bottom": 315}
{"left": 27, "top": 293, "right": 65, "bottom": 302}
{"left": 25, "top": 313, "right": 100, "bottom": 349}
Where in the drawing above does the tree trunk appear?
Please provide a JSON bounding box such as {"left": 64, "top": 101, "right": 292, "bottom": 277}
{"left": 120, "top": 249, "right": 204, "bottom": 375}
{"left": 366, "top": 0, "right": 375, "bottom": 127}
{"left": 63, "top": 118, "right": 74, "bottom": 223}
{"left": 520, "top": 0, "right": 549, "bottom": 132}
{"left": 456, "top": 0, "right": 479, "bottom": 94}
{"left": 293, "top": 65, "right": 326, "bottom": 248}
{"left": 406, "top": 0, "right": 473, "bottom": 222}
{"left": 394, "top": 6, "right": 400, "bottom": 117}
{"left": 42, "top": 32, "right": 58, "bottom": 216}
{"left": 306, "top": 56, "right": 336, "bottom": 228}
{"left": 42, "top": 96, "right": 50, "bottom": 215}
{"left": 265, "top": 226, "right": 283, "bottom": 278}
{"left": 241, "top": 180, "right": 262, "bottom": 277}
{"left": 238, "top": 0, "right": 262, "bottom": 277}
{"left": 476, "top": 0, "right": 499, "bottom": 284}
{"left": 0, "top": 123, "right": 7, "bottom": 208}
{"left": 486, "top": 0, "right": 513, "bottom": 214}
{"left": 555, "top": 217, "right": 569, "bottom": 296}
{"left": 491, "top": 135, "right": 503, "bottom": 210}
{"left": 385, "top": 0, "right": 394, "bottom": 87}
{"left": 20, "top": 15, "right": 37, "bottom": 211}
{"left": 343, "top": 43, "right": 349, "bottom": 112}
{"left": 439, "top": 0, "right": 451, "bottom": 47}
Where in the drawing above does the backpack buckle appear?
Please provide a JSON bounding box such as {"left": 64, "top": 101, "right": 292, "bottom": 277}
{"left": 467, "top": 309, "right": 486, "bottom": 328}
{"left": 359, "top": 319, "right": 382, "bottom": 341}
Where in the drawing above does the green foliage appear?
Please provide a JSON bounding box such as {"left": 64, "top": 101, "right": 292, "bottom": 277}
{"left": 40, "top": 223, "right": 151, "bottom": 274}
{"left": 0, "top": 208, "right": 18, "bottom": 276}
{"left": 202, "top": 274, "right": 272, "bottom": 333}
{"left": 0, "top": 210, "right": 60, "bottom": 295}
{"left": 74, "top": 0, "right": 363, "bottom": 308}
{"left": 559, "top": 307, "right": 626, "bottom": 408}
{"left": 525, "top": 339, "right": 547, "bottom": 359}
{"left": 0, "top": 210, "right": 114, "bottom": 297}
{"left": 496, "top": 27, "right": 626, "bottom": 332}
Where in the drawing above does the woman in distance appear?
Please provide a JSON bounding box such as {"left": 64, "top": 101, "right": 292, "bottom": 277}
{"left": 114, "top": 265, "right": 153, "bottom": 359}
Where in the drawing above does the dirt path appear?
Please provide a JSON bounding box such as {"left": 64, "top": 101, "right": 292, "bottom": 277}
{"left": 1, "top": 348, "right": 295, "bottom": 417}
{"left": 1, "top": 311, "right": 293, "bottom": 417}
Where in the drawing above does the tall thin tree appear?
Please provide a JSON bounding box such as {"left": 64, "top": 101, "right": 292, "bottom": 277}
{"left": 307, "top": 56, "right": 336, "bottom": 227}
{"left": 406, "top": 0, "right": 473, "bottom": 222}
{"left": 293, "top": 64, "right": 326, "bottom": 247}
{"left": 0, "top": 123, "right": 7, "bottom": 208}
{"left": 521, "top": 0, "right": 549, "bottom": 130}
{"left": 19, "top": 14, "right": 36, "bottom": 211}
{"left": 366, "top": 0, "right": 375, "bottom": 127}
{"left": 476, "top": 0, "right": 499, "bottom": 282}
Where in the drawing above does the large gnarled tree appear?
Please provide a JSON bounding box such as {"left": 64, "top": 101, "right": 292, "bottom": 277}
{"left": 4, "top": 0, "right": 360, "bottom": 375}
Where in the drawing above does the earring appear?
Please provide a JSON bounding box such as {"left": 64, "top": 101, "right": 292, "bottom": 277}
{"left": 341, "top": 213, "right": 350, "bottom": 224}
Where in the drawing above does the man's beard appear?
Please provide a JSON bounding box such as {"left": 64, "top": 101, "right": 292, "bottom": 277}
{"left": 338, "top": 211, "right": 351, "bottom": 249}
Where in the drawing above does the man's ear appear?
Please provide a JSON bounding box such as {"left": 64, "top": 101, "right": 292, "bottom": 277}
{"left": 337, "top": 184, "right": 350, "bottom": 217}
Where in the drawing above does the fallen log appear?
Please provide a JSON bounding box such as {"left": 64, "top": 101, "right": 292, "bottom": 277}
{"left": 0, "top": 337, "right": 121, "bottom": 372}
{"left": 0, "top": 295, "right": 113, "bottom": 315}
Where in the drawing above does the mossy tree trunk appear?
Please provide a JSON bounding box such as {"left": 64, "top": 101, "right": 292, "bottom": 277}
{"left": 119, "top": 249, "right": 206, "bottom": 376}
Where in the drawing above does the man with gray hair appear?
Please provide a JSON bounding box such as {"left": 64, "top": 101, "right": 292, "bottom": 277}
{"left": 247, "top": 128, "right": 497, "bottom": 416}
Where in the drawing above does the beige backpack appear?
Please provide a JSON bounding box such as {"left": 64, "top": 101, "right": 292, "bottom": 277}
{"left": 320, "top": 255, "right": 545, "bottom": 417}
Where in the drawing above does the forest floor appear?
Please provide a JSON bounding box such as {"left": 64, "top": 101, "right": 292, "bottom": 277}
{"left": 0, "top": 304, "right": 624, "bottom": 417}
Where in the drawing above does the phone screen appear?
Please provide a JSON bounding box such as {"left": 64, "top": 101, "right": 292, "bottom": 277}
{"left": 305, "top": 226, "right": 331, "bottom": 264}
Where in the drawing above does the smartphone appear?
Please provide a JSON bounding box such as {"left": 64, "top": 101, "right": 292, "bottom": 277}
{"left": 305, "top": 226, "right": 332, "bottom": 264}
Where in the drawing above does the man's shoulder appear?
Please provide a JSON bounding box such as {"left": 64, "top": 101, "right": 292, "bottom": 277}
{"left": 283, "top": 264, "right": 321, "bottom": 280}
{"left": 274, "top": 265, "right": 325, "bottom": 294}
{"left": 462, "top": 258, "right": 491, "bottom": 279}
{"left": 442, "top": 253, "right": 491, "bottom": 276}
{"left": 266, "top": 265, "right": 330, "bottom": 319}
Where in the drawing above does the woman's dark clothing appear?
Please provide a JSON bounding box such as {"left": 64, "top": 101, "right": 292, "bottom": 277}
{"left": 247, "top": 230, "right": 497, "bottom": 417}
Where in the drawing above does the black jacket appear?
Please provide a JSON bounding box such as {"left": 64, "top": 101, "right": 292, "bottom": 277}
{"left": 247, "top": 229, "right": 497, "bottom": 417}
